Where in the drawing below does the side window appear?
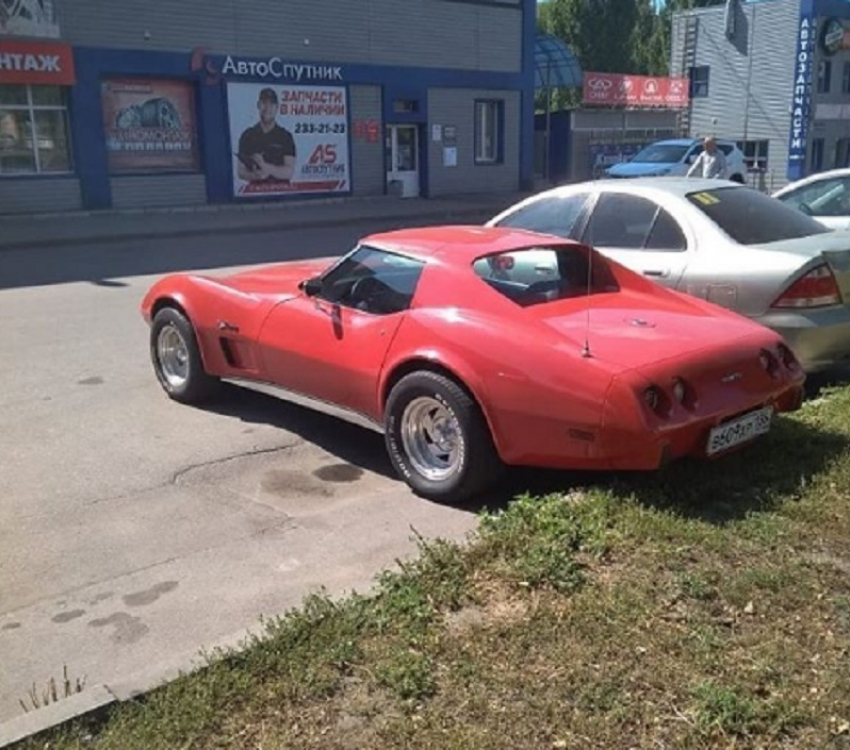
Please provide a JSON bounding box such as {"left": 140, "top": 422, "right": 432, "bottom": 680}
{"left": 583, "top": 193, "right": 657, "bottom": 249}
{"left": 783, "top": 178, "right": 850, "bottom": 217}
{"left": 645, "top": 209, "right": 688, "bottom": 251}
{"left": 317, "top": 246, "right": 425, "bottom": 315}
{"left": 686, "top": 144, "right": 703, "bottom": 164}
{"left": 718, "top": 144, "right": 734, "bottom": 156}
{"left": 494, "top": 193, "right": 590, "bottom": 239}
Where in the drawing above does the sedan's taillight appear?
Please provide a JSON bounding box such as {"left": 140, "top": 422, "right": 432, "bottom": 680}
{"left": 772, "top": 264, "right": 841, "bottom": 309}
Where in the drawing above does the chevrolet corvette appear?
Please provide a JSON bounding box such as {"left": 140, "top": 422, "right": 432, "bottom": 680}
{"left": 141, "top": 226, "right": 805, "bottom": 503}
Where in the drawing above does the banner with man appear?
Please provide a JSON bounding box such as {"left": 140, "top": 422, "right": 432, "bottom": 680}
{"left": 226, "top": 81, "right": 350, "bottom": 198}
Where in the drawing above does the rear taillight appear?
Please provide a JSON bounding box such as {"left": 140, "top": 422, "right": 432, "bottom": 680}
{"left": 759, "top": 348, "right": 780, "bottom": 377}
{"left": 776, "top": 342, "right": 800, "bottom": 370}
{"left": 772, "top": 264, "right": 841, "bottom": 309}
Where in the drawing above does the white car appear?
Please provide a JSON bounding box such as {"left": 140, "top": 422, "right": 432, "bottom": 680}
{"left": 486, "top": 177, "right": 850, "bottom": 373}
{"left": 605, "top": 137, "right": 747, "bottom": 183}
{"left": 773, "top": 168, "right": 850, "bottom": 231}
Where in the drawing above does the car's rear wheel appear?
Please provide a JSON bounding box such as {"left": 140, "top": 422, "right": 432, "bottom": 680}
{"left": 150, "top": 307, "right": 220, "bottom": 404}
{"left": 384, "top": 370, "right": 503, "bottom": 503}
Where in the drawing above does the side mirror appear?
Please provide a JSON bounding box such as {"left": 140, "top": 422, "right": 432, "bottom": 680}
{"left": 302, "top": 277, "right": 323, "bottom": 296}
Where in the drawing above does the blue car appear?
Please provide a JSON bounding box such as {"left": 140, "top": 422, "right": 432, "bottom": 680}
{"left": 605, "top": 138, "right": 746, "bottom": 182}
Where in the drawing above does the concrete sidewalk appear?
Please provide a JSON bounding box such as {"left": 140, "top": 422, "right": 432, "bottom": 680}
{"left": 0, "top": 191, "right": 530, "bottom": 251}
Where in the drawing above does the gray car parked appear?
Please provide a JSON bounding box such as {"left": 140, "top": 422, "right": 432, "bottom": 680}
{"left": 486, "top": 177, "right": 850, "bottom": 373}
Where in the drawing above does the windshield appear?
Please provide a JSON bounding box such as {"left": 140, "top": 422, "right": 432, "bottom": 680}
{"left": 686, "top": 186, "right": 831, "bottom": 245}
{"left": 630, "top": 144, "right": 690, "bottom": 164}
{"left": 472, "top": 245, "right": 619, "bottom": 307}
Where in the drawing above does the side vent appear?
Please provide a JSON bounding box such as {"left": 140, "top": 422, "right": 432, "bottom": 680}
{"left": 219, "top": 337, "right": 238, "bottom": 367}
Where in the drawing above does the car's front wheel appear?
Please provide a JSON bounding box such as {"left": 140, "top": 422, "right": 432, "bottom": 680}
{"left": 150, "top": 307, "right": 220, "bottom": 404}
{"left": 384, "top": 370, "right": 503, "bottom": 503}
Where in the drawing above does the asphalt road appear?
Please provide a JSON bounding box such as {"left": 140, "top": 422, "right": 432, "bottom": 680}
{"left": 1, "top": 218, "right": 555, "bottom": 729}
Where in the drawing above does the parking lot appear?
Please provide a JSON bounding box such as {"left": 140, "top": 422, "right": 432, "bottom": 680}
{"left": 0, "top": 219, "right": 496, "bottom": 726}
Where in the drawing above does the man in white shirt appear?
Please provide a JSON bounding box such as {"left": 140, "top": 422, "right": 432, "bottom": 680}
{"left": 686, "top": 136, "right": 728, "bottom": 179}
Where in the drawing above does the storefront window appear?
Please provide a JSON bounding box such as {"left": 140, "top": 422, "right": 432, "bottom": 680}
{"left": 475, "top": 100, "right": 502, "bottom": 165}
{"left": 737, "top": 139, "right": 769, "bottom": 171}
{"left": 811, "top": 138, "right": 825, "bottom": 171}
{"left": 0, "top": 85, "right": 72, "bottom": 175}
{"left": 689, "top": 66, "right": 710, "bottom": 98}
{"left": 817, "top": 60, "right": 832, "bottom": 93}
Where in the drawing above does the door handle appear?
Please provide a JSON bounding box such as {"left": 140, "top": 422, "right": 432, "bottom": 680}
{"left": 642, "top": 269, "right": 670, "bottom": 278}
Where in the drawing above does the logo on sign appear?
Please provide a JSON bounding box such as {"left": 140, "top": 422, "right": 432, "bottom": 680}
{"left": 587, "top": 77, "right": 612, "bottom": 90}
{"left": 820, "top": 17, "right": 848, "bottom": 55}
{"left": 644, "top": 79, "right": 659, "bottom": 94}
{"left": 189, "top": 47, "right": 220, "bottom": 85}
{"left": 308, "top": 144, "right": 338, "bottom": 164}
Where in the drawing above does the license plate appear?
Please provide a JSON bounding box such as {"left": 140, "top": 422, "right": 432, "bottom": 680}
{"left": 706, "top": 406, "right": 773, "bottom": 456}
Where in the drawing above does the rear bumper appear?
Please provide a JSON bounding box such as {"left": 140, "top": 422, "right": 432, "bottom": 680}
{"left": 758, "top": 307, "right": 850, "bottom": 373}
{"left": 593, "top": 382, "right": 805, "bottom": 471}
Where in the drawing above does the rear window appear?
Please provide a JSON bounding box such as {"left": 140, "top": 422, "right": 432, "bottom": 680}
{"left": 686, "top": 186, "right": 831, "bottom": 245}
{"left": 472, "top": 245, "right": 619, "bottom": 307}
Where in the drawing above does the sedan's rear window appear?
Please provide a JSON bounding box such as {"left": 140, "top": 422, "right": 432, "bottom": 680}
{"left": 686, "top": 186, "right": 830, "bottom": 245}
{"left": 472, "top": 246, "right": 619, "bottom": 307}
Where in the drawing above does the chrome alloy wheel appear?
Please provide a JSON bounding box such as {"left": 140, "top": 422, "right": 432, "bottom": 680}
{"left": 157, "top": 324, "right": 190, "bottom": 388}
{"left": 400, "top": 396, "right": 463, "bottom": 481}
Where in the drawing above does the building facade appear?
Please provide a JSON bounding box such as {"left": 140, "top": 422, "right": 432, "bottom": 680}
{"left": 0, "top": 0, "right": 535, "bottom": 215}
{"left": 671, "top": 0, "right": 850, "bottom": 191}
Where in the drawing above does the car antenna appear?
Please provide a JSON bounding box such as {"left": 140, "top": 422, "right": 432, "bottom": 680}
{"left": 581, "top": 242, "right": 593, "bottom": 358}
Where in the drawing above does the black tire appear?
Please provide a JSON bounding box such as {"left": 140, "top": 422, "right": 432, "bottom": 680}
{"left": 150, "top": 307, "right": 220, "bottom": 404}
{"left": 384, "top": 371, "right": 504, "bottom": 503}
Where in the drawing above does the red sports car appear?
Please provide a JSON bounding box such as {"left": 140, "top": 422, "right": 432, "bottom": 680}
{"left": 141, "top": 225, "right": 805, "bottom": 503}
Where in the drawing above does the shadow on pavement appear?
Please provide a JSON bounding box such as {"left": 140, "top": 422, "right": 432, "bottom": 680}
{"left": 197, "top": 383, "right": 849, "bottom": 528}
{"left": 0, "top": 214, "right": 494, "bottom": 291}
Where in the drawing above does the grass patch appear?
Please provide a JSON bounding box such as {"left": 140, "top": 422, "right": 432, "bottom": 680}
{"left": 14, "top": 386, "right": 850, "bottom": 749}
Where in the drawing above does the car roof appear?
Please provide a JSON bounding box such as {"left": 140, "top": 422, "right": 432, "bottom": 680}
{"left": 652, "top": 138, "right": 699, "bottom": 146}
{"left": 360, "top": 225, "right": 582, "bottom": 266}
{"left": 650, "top": 137, "right": 737, "bottom": 147}
{"left": 541, "top": 176, "right": 744, "bottom": 197}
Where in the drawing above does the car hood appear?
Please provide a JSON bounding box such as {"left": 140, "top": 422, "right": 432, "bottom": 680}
{"left": 528, "top": 293, "right": 766, "bottom": 371}
{"left": 606, "top": 162, "right": 674, "bottom": 177}
{"left": 214, "top": 257, "right": 338, "bottom": 297}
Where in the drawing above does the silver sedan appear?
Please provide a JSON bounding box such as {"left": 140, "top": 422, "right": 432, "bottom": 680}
{"left": 486, "top": 177, "right": 850, "bottom": 373}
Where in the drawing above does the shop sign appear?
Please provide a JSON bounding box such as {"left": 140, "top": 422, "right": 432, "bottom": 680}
{"left": 819, "top": 17, "right": 850, "bottom": 56}
{"left": 787, "top": 13, "right": 815, "bottom": 176}
{"left": 582, "top": 72, "right": 689, "bottom": 108}
{"left": 101, "top": 78, "right": 199, "bottom": 173}
{"left": 222, "top": 57, "right": 342, "bottom": 81}
{"left": 0, "top": 0, "right": 61, "bottom": 38}
{"left": 227, "top": 81, "right": 350, "bottom": 198}
{"left": 0, "top": 39, "right": 75, "bottom": 85}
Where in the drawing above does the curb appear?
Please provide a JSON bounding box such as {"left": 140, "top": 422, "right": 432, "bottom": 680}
{"left": 0, "top": 686, "right": 116, "bottom": 748}
{"left": 0, "top": 205, "right": 506, "bottom": 253}
{"left": 0, "top": 625, "right": 260, "bottom": 749}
